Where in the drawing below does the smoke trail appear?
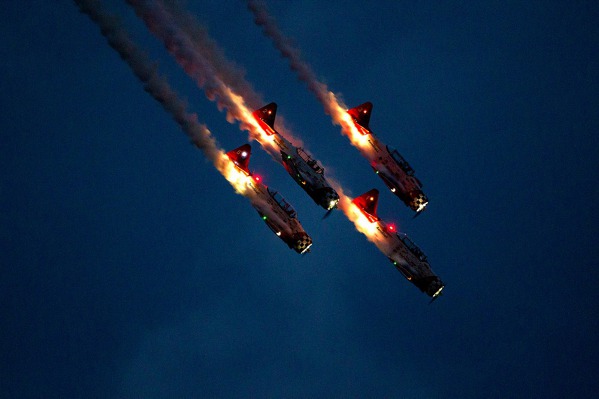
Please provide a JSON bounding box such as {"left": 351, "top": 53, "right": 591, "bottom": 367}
{"left": 159, "top": 0, "right": 264, "bottom": 111}
{"left": 126, "top": 0, "right": 306, "bottom": 156}
{"left": 74, "top": 0, "right": 253, "bottom": 196}
{"left": 127, "top": 1, "right": 277, "bottom": 148}
{"left": 246, "top": 0, "right": 366, "bottom": 152}
{"left": 156, "top": 0, "right": 309, "bottom": 144}
{"left": 247, "top": 1, "right": 334, "bottom": 111}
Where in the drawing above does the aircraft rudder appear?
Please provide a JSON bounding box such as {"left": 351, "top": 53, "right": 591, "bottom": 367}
{"left": 253, "top": 102, "right": 278, "bottom": 129}
{"left": 348, "top": 101, "right": 373, "bottom": 129}
{"left": 226, "top": 143, "right": 252, "bottom": 174}
{"left": 352, "top": 188, "right": 379, "bottom": 219}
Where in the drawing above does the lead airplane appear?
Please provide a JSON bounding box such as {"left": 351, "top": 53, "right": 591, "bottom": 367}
{"left": 348, "top": 102, "right": 428, "bottom": 216}
{"left": 253, "top": 103, "right": 340, "bottom": 213}
{"left": 227, "top": 144, "right": 313, "bottom": 254}
{"left": 352, "top": 188, "right": 444, "bottom": 300}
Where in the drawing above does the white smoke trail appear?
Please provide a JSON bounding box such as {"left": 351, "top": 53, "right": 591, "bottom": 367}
{"left": 247, "top": 0, "right": 335, "bottom": 111}
{"left": 73, "top": 0, "right": 255, "bottom": 197}
{"left": 159, "top": 0, "right": 264, "bottom": 111}
{"left": 156, "top": 0, "right": 306, "bottom": 145}
{"left": 74, "top": 0, "right": 219, "bottom": 158}
{"left": 75, "top": 0, "right": 316, "bottom": 254}
{"left": 126, "top": 0, "right": 306, "bottom": 155}
{"left": 246, "top": 0, "right": 366, "bottom": 151}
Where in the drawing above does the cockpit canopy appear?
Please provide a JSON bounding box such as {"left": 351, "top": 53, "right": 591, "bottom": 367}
{"left": 399, "top": 234, "right": 427, "bottom": 262}
{"left": 387, "top": 145, "right": 414, "bottom": 176}
{"left": 296, "top": 148, "right": 324, "bottom": 174}
{"left": 268, "top": 188, "right": 297, "bottom": 219}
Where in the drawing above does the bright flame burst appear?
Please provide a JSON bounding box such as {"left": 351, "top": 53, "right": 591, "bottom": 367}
{"left": 219, "top": 84, "right": 280, "bottom": 157}
{"left": 215, "top": 152, "right": 253, "bottom": 196}
{"left": 325, "top": 91, "right": 376, "bottom": 157}
{"left": 329, "top": 181, "right": 382, "bottom": 245}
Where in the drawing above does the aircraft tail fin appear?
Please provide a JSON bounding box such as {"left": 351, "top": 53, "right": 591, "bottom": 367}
{"left": 352, "top": 188, "right": 380, "bottom": 222}
{"left": 347, "top": 102, "right": 373, "bottom": 130}
{"left": 253, "top": 103, "right": 277, "bottom": 130}
{"left": 226, "top": 144, "right": 252, "bottom": 175}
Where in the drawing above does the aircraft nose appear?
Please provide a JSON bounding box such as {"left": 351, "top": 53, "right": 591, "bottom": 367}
{"left": 320, "top": 188, "right": 340, "bottom": 210}
{"left": 293, "top": 233, "right": 313, "bottom": 254}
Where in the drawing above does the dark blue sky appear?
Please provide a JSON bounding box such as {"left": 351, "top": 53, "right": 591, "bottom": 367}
{"left": 2, "top": 1, "right": 598, "bottom": 397}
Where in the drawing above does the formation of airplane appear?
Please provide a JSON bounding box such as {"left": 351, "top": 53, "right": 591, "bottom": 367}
{"left": 348, "top": 102, "right": 429, "bottom": 217}
{"left": 253, "top": 103, "right": 340, "bottom": 213}
{"left": 77, "top": 0, "right": 445, "bottom": 301}
{"left": 243, "top": 102, "right": 442, "bottom": 299}
{"left": 226, "top": 144, "right": 313, "bottom": 254}
{"left": 352, "top": 189, "right": 444, "bottom": 300}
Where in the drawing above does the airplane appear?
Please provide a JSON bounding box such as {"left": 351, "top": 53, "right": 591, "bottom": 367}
{"left": 352, "top": 188, "right": 444, "bottom": 300}
{"left": 347, "top": 102, "right": 429, "bottom": 216}
{"left": 253, "top": 103, "right": 340, "bottom": 213}
{"left": 226, "top": 144, "right": 313, "bottom": 254}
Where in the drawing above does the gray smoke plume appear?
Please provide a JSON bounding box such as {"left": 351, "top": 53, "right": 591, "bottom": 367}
{"left": 247, "top": 0, "right": 344, "bottom": 116}
{"left": 127, "top": 0, "right": 305, "bottom": 148}
{"left": 74, "top": 0, "right": 226, "bottom": 171}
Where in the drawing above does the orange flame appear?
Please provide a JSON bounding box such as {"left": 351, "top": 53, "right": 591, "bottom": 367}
{"left": 325, "top": 91, "right": 376, "bottom": 157}
{"left": 329, "top": 180, "right": 386, "bottom": 245}
{"left": 213, "top": 152, "right": 255, "bottom": 196}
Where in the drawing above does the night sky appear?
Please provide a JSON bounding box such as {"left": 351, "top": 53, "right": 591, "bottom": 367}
{"left": 2, "top": 1, "right": 598, "bottom": 397}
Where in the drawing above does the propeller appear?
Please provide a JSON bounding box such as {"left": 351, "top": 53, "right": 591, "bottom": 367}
{"left": 322, "top": 208, "right": 335, "bottom": 220}
{"left": 412, "top": 209, "right": 425, "bottom": 219}
{"left": 428, "top": 286, "right": 445, "bottom": 305}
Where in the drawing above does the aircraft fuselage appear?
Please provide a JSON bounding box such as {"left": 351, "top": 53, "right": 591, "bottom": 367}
{"left": 352, "top": 189, "right": 444, "bottom": 298}
{"left": 348, "top": 102, "right": 428, "bottom": 214}
{"left": 227, "top": 144, "right": 312, "bottom": 254}
{"left": 253, "top": 103, "right": 340, "bottom": 211}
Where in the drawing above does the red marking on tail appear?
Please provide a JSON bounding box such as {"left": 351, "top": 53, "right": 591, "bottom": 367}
{"left": 253, "top": 103, "right": 277, "bottom": 133}
{"left": 226, "top": 144, "right": 252, "bottom": 175}
{"left": 347, "top": 102, "right": 373, "bottom": 131}
{"left": 352, "top": 188, "right": 380, "bottom": 222}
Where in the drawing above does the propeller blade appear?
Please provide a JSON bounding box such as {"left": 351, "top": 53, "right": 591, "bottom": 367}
{"left": 322, "top": 208, "right": 335, "bottom": 220}
{"left": 428, "top": 288, "right": 444, "bottom": 305}
{"left": 413, "top": 209, "right": 424, "bottom": 219}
